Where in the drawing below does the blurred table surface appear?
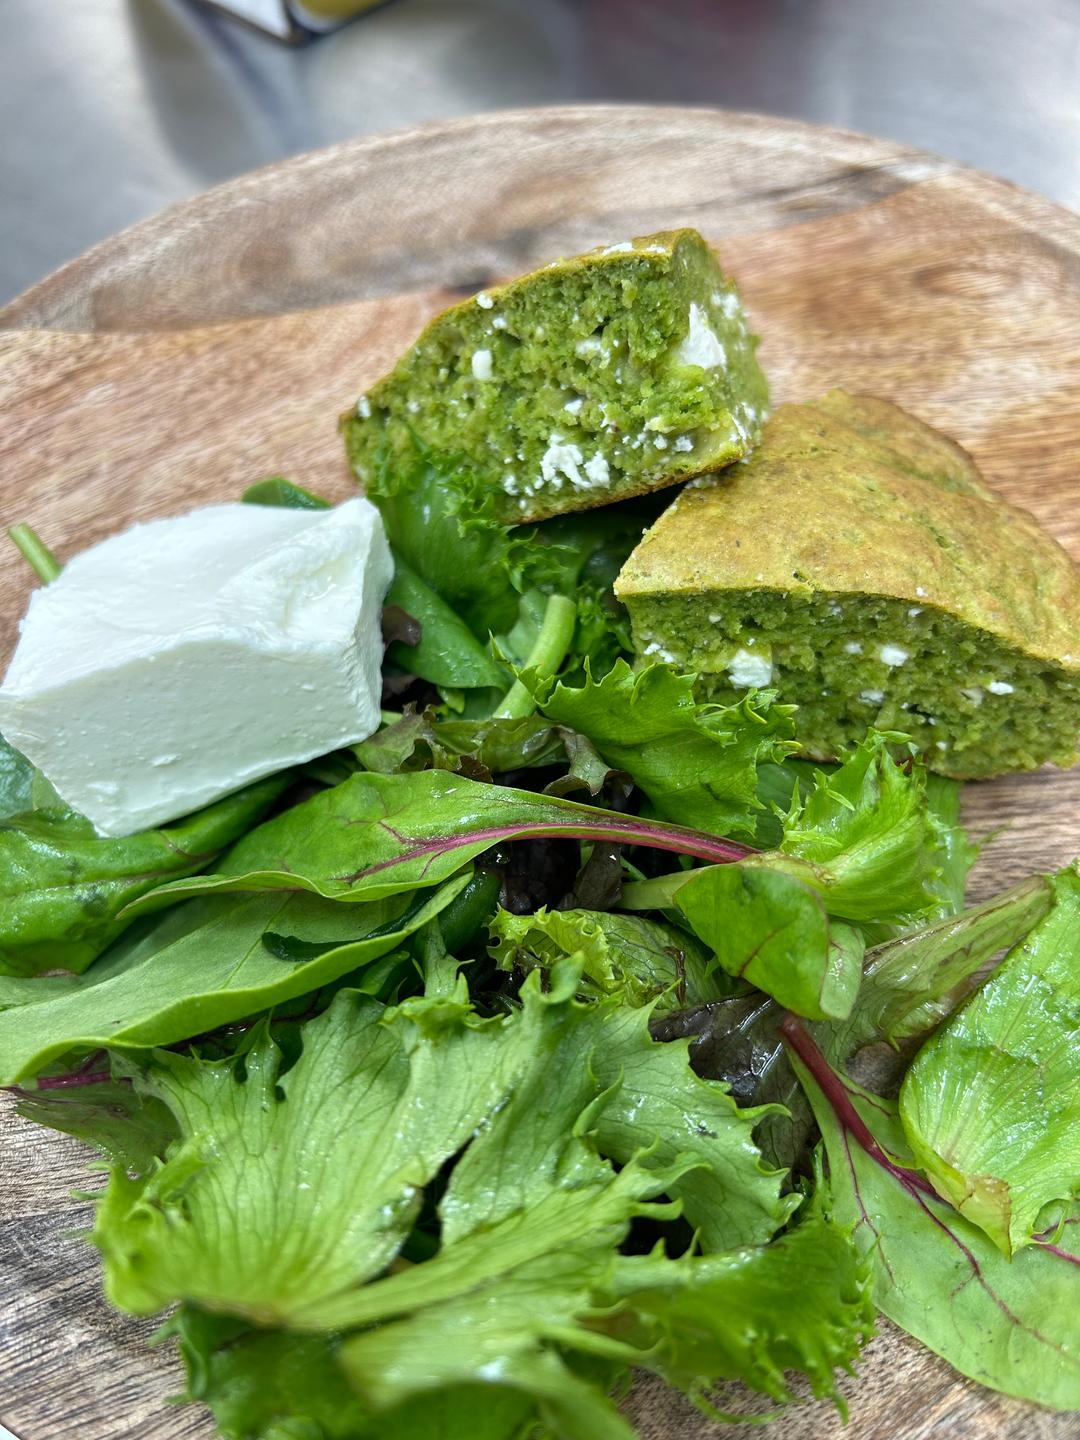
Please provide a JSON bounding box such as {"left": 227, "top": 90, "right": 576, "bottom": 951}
{"left": 2, "top": 0, "right": 1078, "bottom": 305}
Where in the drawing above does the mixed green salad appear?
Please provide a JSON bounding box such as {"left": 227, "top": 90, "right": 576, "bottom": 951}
{"left": 1, "top": 448, "right": 1078, "bottom": 1439}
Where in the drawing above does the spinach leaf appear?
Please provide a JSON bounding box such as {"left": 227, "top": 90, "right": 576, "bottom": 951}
{"left": 788, "top": 1020, "right": 1080, "bottom": 1410}
{"left": 0, "top": 876, "right": 468, "bottom": 1084}
{"left": 0, "top": 735, "right": 35, "bottom": 821}
{"left": 365, "top": 440, "right": 533, "bottom": 636}
{"left": 165, "top": 1308, "right": 372, "bottom": 1440}
{"left": 365, "top": 440, "right": 646, "bottom": 677}
{"left": 384, "top": 556, "right": 506, "bottom": 690}
{"left": 241, "top": 477, "right": 331, "bottom": 511}
{"left": 899, "top": 864, "right": 1080, "bottom": 1255}
{"left": 0, "top": 774, "right": 289, "bottom": 977}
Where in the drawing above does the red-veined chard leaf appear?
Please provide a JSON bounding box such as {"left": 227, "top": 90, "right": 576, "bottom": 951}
{"left": 121, "top": 770, "right": 754, "bottom": 918}
{"left": 785, "top": 1019, "right": 1080, "bottom": 1411}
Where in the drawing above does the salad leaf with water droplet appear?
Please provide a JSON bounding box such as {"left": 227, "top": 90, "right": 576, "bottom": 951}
{"left": 899, "top": 864, "right": 1080, "bottom": 1255}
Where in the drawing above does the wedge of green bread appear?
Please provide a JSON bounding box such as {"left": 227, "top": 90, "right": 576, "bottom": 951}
{"left": 615, "top": 390, "right": 1080, "bottom": 778}
{"left": 341, "top": 229, "right": 768, "bottom": 523}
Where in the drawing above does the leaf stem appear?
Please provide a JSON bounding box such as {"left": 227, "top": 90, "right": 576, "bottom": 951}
{"left": 617, "top": 870, "right": 695, "bottom": 911}
{"left": 7, "top": 1069, "right": 115, "bottom": 1093}
{"left": 8, "top": 523, "right": 62, "bottom": 583}
{"left": 780, "top": 1014, "right": 938, "bottom": 1199}
{"left": 493, "top": 594, "right": 577, "bottom": 720}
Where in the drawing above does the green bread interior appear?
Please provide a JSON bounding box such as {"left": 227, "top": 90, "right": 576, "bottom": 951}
{"left": 342, "top": 231, "right": 768, "bottom": 523}
{"left": 632, "top": 589, "right": 1080, "bottom": 779}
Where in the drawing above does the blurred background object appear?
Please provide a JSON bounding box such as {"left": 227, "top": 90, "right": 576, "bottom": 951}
{"left": 2, "top": 0, "right": 1078, "bottom": 303}
{"left": 197, "top": 0, "right": 387, "bottom": 43}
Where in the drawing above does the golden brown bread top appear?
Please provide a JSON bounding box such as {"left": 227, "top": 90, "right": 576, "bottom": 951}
{"left": 615, "top": 390, "right": 1080, "bottom": 670}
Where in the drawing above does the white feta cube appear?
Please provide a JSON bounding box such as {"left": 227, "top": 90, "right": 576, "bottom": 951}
{"left": 0, "top": 499, "right": 393, "bottom": 836}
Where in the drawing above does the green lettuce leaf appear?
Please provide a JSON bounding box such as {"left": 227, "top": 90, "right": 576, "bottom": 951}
{"left": 94, "top": 960, "right": 788, "bottom": 1327}
{"left": 898, "top": 864, "right": 1080, "bottom": 1254}
{"left": 166, "top": 1306, "right": 535, "bottom": 1440}
{"left": 673, "top": 863, "right": 865, "bottom": 1021}
{"left": 123, "top": 770, "right": 754, "bottom": 917}
{"left": 609, "top": 1191, "right": 873, "bottom": 1417}
{"left": 528, "top": 661, "right": 795, "bottom": 839}
{"left": 776, "top": 732, "right": 957, "bottom": 930}
{"left": 95, "top": 980, "right": 548, "bottom": 1322}
{"left": 924, "top": 773, "right": 978, "bottom": 914}
{"left": 488, "top": 905, "right": 724, "bottom": 1010}
{"left": 650, "top": 874, "right": 1055, "bottom": 1177}
{"left": 0, "top": 879, "right": 466, "bottom": 1085}
{"left": 0, "top": 773, "right": 289, "bottom": 977}
{"left": 830, "top": 872, "right": 1053, "bottom": 1057}
{"left": 582, "top": 1001, "right": 797, "bottom": 1253}
{"left": 787, "top": 1020, "right": 1080, "bottom": 1410}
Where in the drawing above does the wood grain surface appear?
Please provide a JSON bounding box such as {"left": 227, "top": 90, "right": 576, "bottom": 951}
{"left": 1, "top": 105, "right": 1078, "bottom": 1440}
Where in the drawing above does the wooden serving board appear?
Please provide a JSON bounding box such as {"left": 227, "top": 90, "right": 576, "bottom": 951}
{"left": 1, "top": 106, "right": 1078, "bottom": 1440}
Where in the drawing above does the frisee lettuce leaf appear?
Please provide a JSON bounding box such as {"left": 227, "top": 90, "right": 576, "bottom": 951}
{"left": 166, "top": 1201, "right": 870, "bottom": 1440}
{"left": 487, "top": 905, "right": 724, "bottom": 1011}
{"left": 787, "top": 1020, "right": 1080, "bottom": 1410}
{"left": 93, "top": 960, "right": 791, "bottom": 1331}
{"left": 608, "top": 1190, "right": 873, "bottom": 1418}
{"left": 527, "top": 661, "right": 796, "bottom": 839}
{"left": 898, "top": 864, "right": 1080, "bottom": 1255}
{"left": 775, "top": 732, "right": 958, "bottom": 930}
{"left": 619, "top": 732, "right": 966, "bottom": 937}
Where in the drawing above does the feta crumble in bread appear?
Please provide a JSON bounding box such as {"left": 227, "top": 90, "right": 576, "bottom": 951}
{"left": 341, "top": 230, "right": 768, "bottom": 523}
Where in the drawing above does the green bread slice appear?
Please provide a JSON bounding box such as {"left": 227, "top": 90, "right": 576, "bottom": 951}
{"left": 341, "top": 229, "right": 768, "bottom": 523}
{"left": 615, "top": 390, "right": 1080, "bottom": 779}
